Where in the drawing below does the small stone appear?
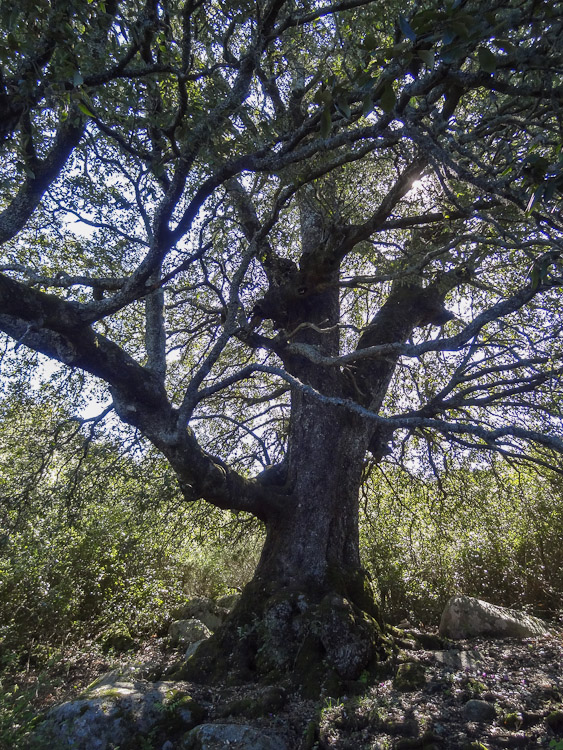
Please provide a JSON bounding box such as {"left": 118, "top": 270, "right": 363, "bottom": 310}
{"left": 394, "top": 662, "right": 427, "bottom": 692}
{"left": 434, "top": 649, "right": 485, "bottom": 670}
{"left": 181, "top": 723, "right": 288, "bottom": 749}
{"left": 495, "top": 735, "right": 531, "bottom": 748}
{"left": 463, "top": 699, "right": 497, "bottom": 722}
{"left": 169, "top": 618, "right": 212, "bottom": 647}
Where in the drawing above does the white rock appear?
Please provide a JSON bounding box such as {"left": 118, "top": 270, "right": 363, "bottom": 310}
{"left": 169, "top": 618, "right": 212, "bottom": 647}
{"left": 174, "top": 596, "right": 229, "bottom": 631}
{"left": 216, "top": 592, "right": 242, "bottom": 611}
{"left": 439, "top": 595, "right": 550, "bottom": 639}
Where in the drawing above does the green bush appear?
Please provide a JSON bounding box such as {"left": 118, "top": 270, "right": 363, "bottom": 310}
{"left": 0, "top": 392, "right": 261, "bottom": 667}
{"left": 0, "top": 492, "right": 261, "bottom": 664}
{"left": 0, "top": 678, "right": 42, "bottom": 749}
{"left": 361, "top": 454, "right": 563, "bottom": 625}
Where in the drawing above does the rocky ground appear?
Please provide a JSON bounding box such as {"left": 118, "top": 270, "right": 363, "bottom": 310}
{"left": 17, "top": 627, "right": 563, "bottom": 750}
{"left": 313, "top": 631, "right": 563, "bottom": 749}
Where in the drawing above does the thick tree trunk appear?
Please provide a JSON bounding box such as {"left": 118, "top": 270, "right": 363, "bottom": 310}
{"left": 257, "top": 394, "right": 367, "bottom": 588}
{"left": 182, "top": 222, "right": 397, "bottom": 694}
{"left": 183, "top": 395, "right": 391, "bottom": 695}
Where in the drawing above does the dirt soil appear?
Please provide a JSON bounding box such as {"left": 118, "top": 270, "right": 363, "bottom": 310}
{"left": 18, "top": 629, "right": 563, "bottom": 750}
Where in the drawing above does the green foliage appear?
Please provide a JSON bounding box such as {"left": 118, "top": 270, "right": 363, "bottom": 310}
{"left": 0, "top": 456, "right": 186, "bottom": 651}
{"left": 0, "top": 473, "right": 259, "bottom": 659}
{"left": 0, "top": 381, "right": 262, "bottom": 745}
{"left": 361, "top": 454, "right": 563, "bottom": 625}
{"left": 0, "top": 678, "right": 42, "bottom": 749}
{"left": 0, "top": 384, "right": 262, "bottom": 662}
{"left": 178, "top": 539, "right": 261, "bottom": 600}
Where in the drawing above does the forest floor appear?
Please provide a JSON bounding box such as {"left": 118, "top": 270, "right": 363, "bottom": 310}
{"left": 11, "top": 628, "right": 563, "bottom": 750}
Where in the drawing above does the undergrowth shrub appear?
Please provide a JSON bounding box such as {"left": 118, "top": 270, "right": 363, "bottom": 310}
{"left": 178, "top": 535, "right": 262, "bottom": 599}
{"left": 361, "top": 454, "right": 563, "bottom": 625}
{"left": 0, "top": 500, "right": 261, "bottom": 667}
{"left": 0, "top": 393, "right": 261, "bottom": 671}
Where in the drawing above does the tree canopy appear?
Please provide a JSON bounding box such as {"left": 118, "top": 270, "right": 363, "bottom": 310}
{"left": 1, "top": 0, "right": 563, "bottom": 688}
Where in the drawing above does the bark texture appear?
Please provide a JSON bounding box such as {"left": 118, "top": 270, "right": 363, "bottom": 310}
{"left": 181, "top": 392, "right": 390, "bottom": 695}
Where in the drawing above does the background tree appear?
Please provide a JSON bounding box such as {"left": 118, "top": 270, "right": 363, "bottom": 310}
{"left": 1, "top": 0, "right": 562, "bottom": 690}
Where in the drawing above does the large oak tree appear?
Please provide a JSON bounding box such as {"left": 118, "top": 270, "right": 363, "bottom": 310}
{"left": 1, "top": 0, "right": 563, "bottom": 689}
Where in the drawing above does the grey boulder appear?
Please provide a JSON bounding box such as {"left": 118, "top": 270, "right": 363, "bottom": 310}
{"left": 181, "top": 723, "right": 288, "bottom": 750}
{"left": 439, "top": 595, "right": 549, "bottom": 639}
{"left": 463, "top": 699, "right": 497, "bottom": 722}
{"left": 31, "top": 671, "right": 205, "bottom": 750}
{"left": 185, "top": 638, "right": 207, "bottom": 660}
{"left": 172, "top": 596, "right": 230, "bottom": 631}
{"left": 216, "top": 592, "right": 242, "bottom": 611}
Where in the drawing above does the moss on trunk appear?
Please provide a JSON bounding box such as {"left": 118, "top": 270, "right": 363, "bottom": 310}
{"left": 179, "top": 572, "right": 392, "bottom": 697}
